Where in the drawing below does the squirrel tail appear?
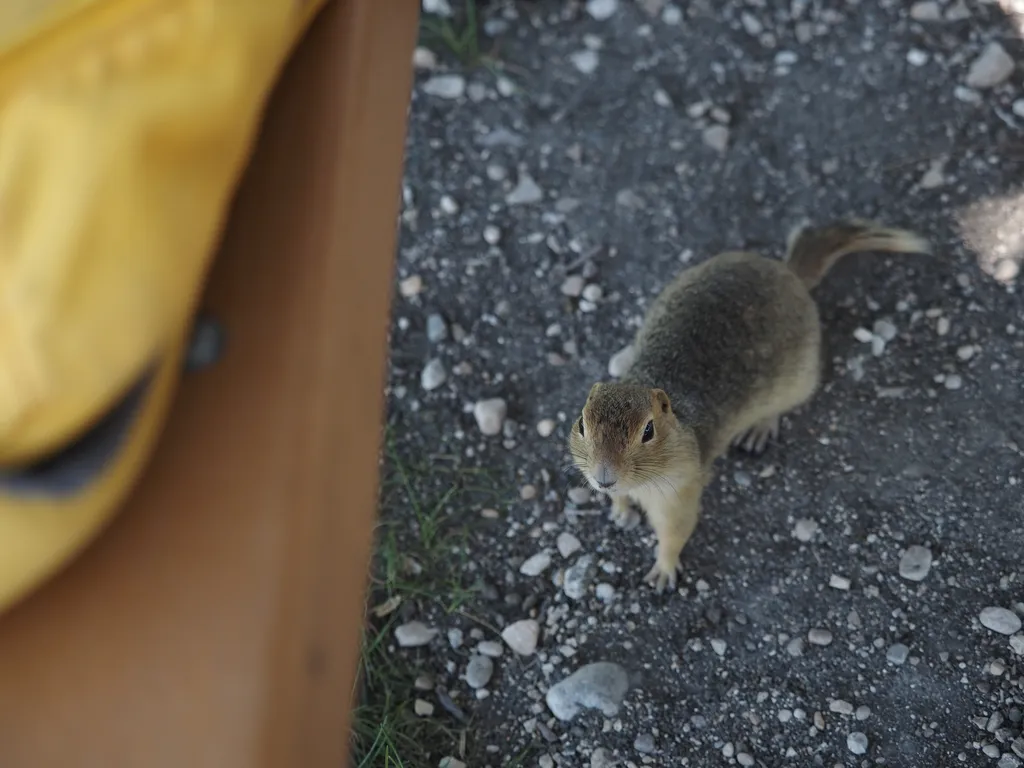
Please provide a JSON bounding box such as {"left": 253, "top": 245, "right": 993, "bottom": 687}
{"left": 784, "top": 219, "right": 931, "bottom": 290}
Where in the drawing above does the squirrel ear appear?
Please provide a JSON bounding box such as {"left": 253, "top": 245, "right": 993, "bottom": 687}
{"left": 652, "top": 388, "right": 671, "bottom": 414}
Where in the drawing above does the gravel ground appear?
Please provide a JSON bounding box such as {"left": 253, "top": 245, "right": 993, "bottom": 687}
{"left": 374, "top": 1, "right": 1024, "bottom": 765}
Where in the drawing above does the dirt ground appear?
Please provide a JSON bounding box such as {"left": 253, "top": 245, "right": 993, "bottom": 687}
{"left": 365, "top": 1, "right": 1024, "bottom": 766}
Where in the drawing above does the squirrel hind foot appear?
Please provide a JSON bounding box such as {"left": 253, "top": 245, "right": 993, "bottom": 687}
{"left": 730, "top": 416, "right": 780, "bottom": 456}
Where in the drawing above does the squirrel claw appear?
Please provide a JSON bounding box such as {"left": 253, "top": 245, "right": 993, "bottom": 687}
{"left": 644, "top": 560, "right": 681, "bottom": 593}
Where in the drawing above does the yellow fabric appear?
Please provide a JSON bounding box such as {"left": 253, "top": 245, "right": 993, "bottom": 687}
{"left": 0, "top": 0, "right": 328, "bottom": 614}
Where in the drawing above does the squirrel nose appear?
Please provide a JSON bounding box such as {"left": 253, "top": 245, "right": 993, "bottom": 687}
{"left": 594, "top": 463, "right": 618, "bottom": 489}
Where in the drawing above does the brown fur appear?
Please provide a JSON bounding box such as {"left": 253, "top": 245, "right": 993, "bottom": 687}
{"left": 568, "top": 219, "right": 930, "bottom": 592}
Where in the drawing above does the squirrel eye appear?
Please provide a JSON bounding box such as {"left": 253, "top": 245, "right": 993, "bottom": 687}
{"left": 578, "top": 417, "right": 585, "bottom": 437}
{"left": 642, "top": 420, "right": 655, "bottom": 443}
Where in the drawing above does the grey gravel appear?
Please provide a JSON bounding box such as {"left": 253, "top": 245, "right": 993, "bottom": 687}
{"left": 808, "top": 628, "right": 834, "bottom": 646}
{"left": 473, "top": 398, "right": 507, "bottom": 436}
{"left": 426, "top": 313, "right": 448, "bottom": 343}
{"left": 980, "top": 607, "right": 1023, "bottom": 636}
{"left": 476, "top": 640, "right": 503, "bottom": 658}
{"left": 546, "top": 661, "right": 630, "bottom": 721}
{"left": 607, "top": 344, "right": 635, "bottom": 377}
{"left": 556, "top": 532, "right": 582, "bottom": 558}
{"left": 505, "top": 171, "right": 544, "bottom": 205}
{"left": 394, "top": 621, "right": 438, "bottom": 648}
{"left": 965, "top": 42, "right": 1015, "bottom": 89}
{"left": 465, "top": 655, "right": 494, "bottom": 689}
{"left": 886, "top": 643, "right": 910, "bottom": 665}
{"left": 519, "top": 551, "right": 553, "bottom": 577}
{"left": 847, "top": 732, "right": 869, "bottom": 755}
{"left": 500, "top": 619, "right": 540, "bottom": 656}
{"left": 421, "top": 74, "right": 465, "bottom": 100}
{"left": 899, "top": 545, "right": 933, "bottom": 581}
{"left": 633, "top": 733, "right": 655, "bottom": 754}
{"left": 420, "top": 359, "right": 447, "bottom": 391}
{"left": 563, "top": 554, "right": 595, "bottom": 600}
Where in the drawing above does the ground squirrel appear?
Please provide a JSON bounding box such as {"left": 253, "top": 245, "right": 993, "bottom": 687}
{"left": 568, "top": 220, "right": 930, "bottom": 592}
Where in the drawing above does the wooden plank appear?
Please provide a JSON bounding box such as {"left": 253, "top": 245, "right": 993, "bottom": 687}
{"left": 0, "top": 1, "right": 419, "bottom": 766}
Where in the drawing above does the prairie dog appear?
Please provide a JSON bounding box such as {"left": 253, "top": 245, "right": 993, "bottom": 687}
{"left": 568, "top": 220, "right": 930, "bottom": 592}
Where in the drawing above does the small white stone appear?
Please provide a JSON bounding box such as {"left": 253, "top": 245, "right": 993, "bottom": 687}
{"left": 944, "top": 374, "right": 963, "bottom": 391}
{"left": 899, "top": 545, "right": 933, "bottom": 581}
{"left": 936, "top": 316, "right": 951, "bottom": 336}
{"left": 654, "top": 88, "right": 673, "bottom": 107}
{"left": 395, "top": 621, "right": 439, "bottom": 647}
{"left": 422, "top": 74, "right": 466, "bottom": 100}
{"left": 506, "top": 172, "right": 544, "bottom": 205}
{"left": 570, "top": 49, "right": 600, "bottom": 75}
{"left": 910, "top": 1, "right": 941, "bottom": 21}
{"left": 465, "top": 654, "right": 494, "bottom": 688}
{"left": 412, "top": 47, "right": 437, "bottom": 70}
{"left": 886, "top": 643, "right": 910, "bottom": 665}
{"left": 702, "top": 125, "right": 730, "bottom": 153}
{"left": 956, "top": 345, "right": 975, "bottom": 361}
{"left": 829, "top": 574, "right": 851, "bottom": 591}
{"left": 520, "top": 551, "right": 553, "bottom": 577}
{"left": 794, "top": 519, "right": 818, "bottom": 542}
{"left": 907, "top": 49, "right": 929, "bottom": 67}
{"left": 808, "top": 628, "right": 833, "bottom": 646}
{"left": 414, "top": 699, "right": 435, "bottom": 716}
{"left": 439, "top": 195, "right": 459, "bottom": 215}
{"left": 920, "top": 158, "right": 946, "bottom": 189}
{"left": 483, "top": 224, "right": 501, "bottom": 245}
{"left": 399, "top": 275, "right": 423, "bottom": 297}
{"left": 420, "top": 359, "right": 447, "bottom": 391}
{"left": 422, "top": 0, "right": 453, "bottom": 15}
{"left": 438, "top": 758, "right": 466, "bottom": 768}
{"left": 474, "top": 398, "right": 508, "bottom": 435}
{"left": 830, "top": 699, "right": 854, "bottom": 715}
{"left": 582, "top": 284, "right": 604, "bottom": 302}
{"left": 501, "top": 619, "right": 540, "bottom": 655}
{"left": 847, "top": 731, "right": 869, "bottom": 755}
{"left": 561, "top": 275, "right": 585, "bottom": 297}
{"left": 711, "top": 638, "right": 727, "bottom": 656}
{"left": 740, "top": 11, "right": 763, "bottom": 35}
{"left": 477, "top": 640, "right": 504, "bottom": 657}
{"left": 853, "top": 327, "right": 874, "bottom": 343}
{"left": 537, "top": 419, "right": 556, "bottom": 437}
{"left": 595, "top": 583, "right": 616, "bottom": 602}
{"left": 608, "top": 344, "right": 636, "bottom": 377}
{"left": 1009, "top": 634, "right": 1024, "bottom": 655}
{"left": 965, "top": 42, "right": 1015, "bottom": 89}
{"left": 980, "top": 607, "right": 1023, "bottom": 636}
{"left": 557, "top": 532, "right": 582, "bottom": 558}
{"left": 871, "top": 335, "right": 886, "bottom": 357}
{"left": 873, "top": 319, "right": 897, "bottom": 342}
{"left": 1014, "top": 99, "right": 1024, "bottom": 119}
{"left": 586, "top": 0, "right": 619, "bottom": 20}
{"left": 447, "top": 628, "right": 463, "bottom": 648}
{"left": 520, "top": 484, "right": 537, "bottom": 501}
{"left": 662, "top": 4, "right": 682, "bottom": 24}
{"left": 496, "top": 77, "right": 515, "bottom": 97}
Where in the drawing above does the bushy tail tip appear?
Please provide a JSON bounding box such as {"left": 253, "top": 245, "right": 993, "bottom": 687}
{"left": 784, "top": 218, "right": 931, "bottom": 290}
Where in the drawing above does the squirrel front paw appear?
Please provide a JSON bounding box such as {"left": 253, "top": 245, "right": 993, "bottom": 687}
{"left": 644, "top": 557, "right": 682, "bottom": 593}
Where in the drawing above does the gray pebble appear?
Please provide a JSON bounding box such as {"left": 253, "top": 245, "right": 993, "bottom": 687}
{"left": 506, "top": 171, "right": 544, "bottom": 205}
{"left": 786, "top": 637, "right": 805, "bottom": 657}
{"left": 794, "top": 519, "right": 818, "bottom": 542}
{"left": 421, "top": 74, "right": 466, "bottom": 100}
{"left": 567, "top": 487, "right": 592, "bottom": 506}
{"left": 477, "top": 640, "right": 503, "bottom": 658}
{"left": 608, "top": 344, "right": 636, "bottom": 377}
{"left": 981, "top": 607, "right": 1023, "bottom": 636}
{"left": 546, "top": 661, "right": 630, "bottom": 721}
{"left": 557, "top": 532, "right": 582, "bottom": 558}
{"left": 473, "top": 398, "right": 508, "bottom": 435}
{"left": 501, "top": 619, "right": 540, "bottom": 655}
{"left": 561, "top": 275, "right": 585, "bottom": 297}
{"left": 910, "top": 1, "right": 941, "bottom": 21}
{"left": 394, "top": 621, "right": 438, "bottom": 647}
{"left": 420, "top": 359, "right": 447, "bottom": 391}
{"left": 570, "top": 49, "right": 600, "bottom": 75}
{"left": 966, "top": 42, "right": 1015, "bottom": 89}
{"left": 899, "top": 545, "right": 933, "bottom": 581}
{"left": 856, "top": 705, "right": 872, "bottom": 721}
{"left": 465, "top": 654, "right": 494, "bottom": 689}
{"left": 586, "top": 0, "right": 619, "bottom": 20}
{"left": 944, "top": 373, "right": 963, "bottom": 391}
{"left": 737, "top": 754, "right": 755, "bottom": 767}
{"left": 702, "top": 125, "right": 730, "bottom": 153}
{"left": 847, "top": 731, "right": 869, "bottom": 755}
{"left": 886, "top": 643, "right": 910, "bottom": 665}
{"left": 1010, "top": 634, "right": 1024, "bottom": 656}
{"left": 520, "top": 551, "right": 552, "bottom": 577}
{"left": 634, "top": 733, "right": 655, "bottom": 754}
{"left": 590, "top": 748, "right": 615, "bottom": 768}
{"left": 447, "top": 628, "right": 463, "bottom": 649}
{"left": 426, "top": 313, "right": 448, "bottom": 342}
{"left": 873, "top": 318, "right": 897, "bottom": 342}
{"left": 808, "top": 628, "right": 834, "bottom": 646}
{"left": 997, "top": 754, "right": 1022, "bottom": 768}
{"left": 564, "top": 554, "right": 595, "bottom": 600}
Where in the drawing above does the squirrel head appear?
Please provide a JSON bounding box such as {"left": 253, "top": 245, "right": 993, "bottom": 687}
{"left": 568, "top": 382, "right": 700, "bottom": 496}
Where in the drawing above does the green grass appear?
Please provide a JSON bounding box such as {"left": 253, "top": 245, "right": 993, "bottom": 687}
{"left": 350, "top": 429, "right": 512, "bottom": 767}
{"left": 419, "top": 0, "right": 497, "bottom": 71}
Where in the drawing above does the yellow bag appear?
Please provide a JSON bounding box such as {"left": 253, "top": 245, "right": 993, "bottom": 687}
{"left": 0, "top": 0, "right": 327, "bottom": 614}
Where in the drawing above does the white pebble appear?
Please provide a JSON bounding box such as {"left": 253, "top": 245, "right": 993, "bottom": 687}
{"left": 414, "top": 699, "right": 435, "bottom": 716}
{"left": 702, "top": 125, "right": 730, "bottom": 153}
{"left": 595, "top": 583, "right": 616, "bottom": 602}
{"left": 537, "top": 419, "right": 556, "bottom": 437}
{"left": 473, "top": 398, "right": 508, "bottom": 435}
{"left": 399, "top": 275, "right": 423, "bottom": 297}
{"left": 829, "top": 574, "right": 851, "bottom": 591}
{"left": 944, "top": 374, "right": 963, "bottom": 391}
{"left": 506, "top": 172, "right": 544, "bottom": 205}
{"left": 956, "top": 345, "right": 975, "bottom": 361}
{"left": 980, "top": 607, "right": 1023, "bottom": 636}
{"left": 447, "top": 628, "right": 463, "bottom": 648}
{"left": 608, "top": 344, "right": 636, "bottom": 377}
{"left": 847, "top": 732, "right": 869, "bottom": 755}
{"left": 910, "top": 1, "right": 941, "bottom": 21}
{"left": 740, "top": 11, "right": 763, "bottom": 36}
{"left": 412, "top": 47, "right": 437, "bottom": 70}
{"left": 483, "top": 225, "right": 501, "bottom": 245}
{"left": 830, "top": 699, "right": 854, "bottom": 715}
{"left": 465, "top": 654, "right": 494, "bottom": 689}
{"left": 886, "top": 643, "right": 910, "bottom": 665}
{"left": 557, "top": 532, "right": 582, "bottom": 558}
{"left": 570, "top": 50, "right": 600, "bottom": 75}
{"left": 936, "top": 316, "right": 950, "bottom": 336}
{"left": 561, "top": 275, "right": 585, "bottom": 297}
{"left": 395, "top": 621, "right": 439, "bottom": 647}
{"left": 808, "top": 628, "right": 833, "bottom": 646}
{"left": 653, "top": 88, "right": 673, "bottom": 107}
{"left": 520, "top": 552, "right": 553, "bottom": 577}
{"left": 420, "top": 359, "right": 447, "bottom": 391}
{"left": 873, "top": 318, "right": 897, "bottom": 341}
{"left": 966, "top": 42, "right": 1015, "bottom": 89}
{"left": 710, "top": 638, "right": 727, "bottom": 656}
{"left": 422, "top": 74, "right": 466, "bottom": 100}
{"left": 1008, "top": 634, "right": 1024, "bottom": 655}
{"left": 582, "top": 284, "right": 604, "bottom": 302}
{"left": 439, "top": 195, "right": 459, "bottom": 215}
{"left": 662, "top": 5, "right": 682, "bottom": 24}
{"left": 586, "top": 0, "right": 619, "bottom": 20}
{"left": 501, "top": 619, "right": 540, "bottom": 655}
{"left": 907, "top": 49, "right": 929, "bottom": 67}
{"left": 853, "top": 327, "right": 874, "bottom": 343}
{"left": 794, "top": 519, "right": 818, "bottom": 542}
{"left": 899, "top": 545, "right": 933, "bottom": 581}
{"left": 477, "top": 640, "right": 503, "bottom": 657}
